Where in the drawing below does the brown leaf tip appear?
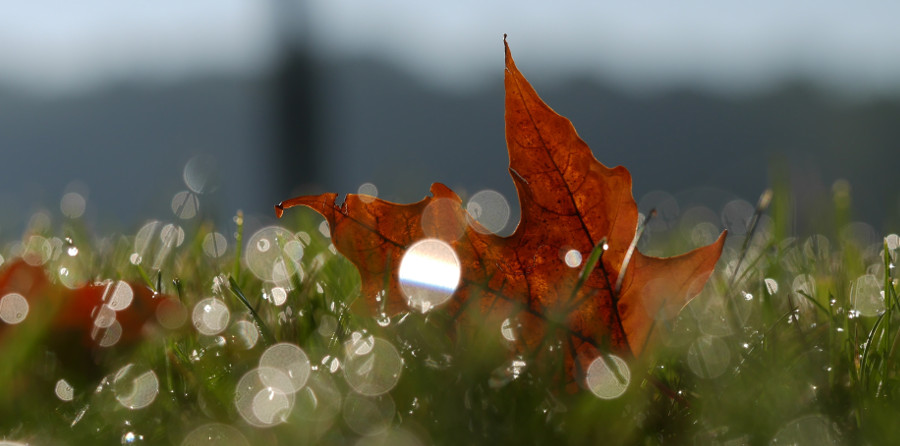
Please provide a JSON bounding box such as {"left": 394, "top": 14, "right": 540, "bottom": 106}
{"left": 274, "top": 203, "right": 284, "bottom": 219}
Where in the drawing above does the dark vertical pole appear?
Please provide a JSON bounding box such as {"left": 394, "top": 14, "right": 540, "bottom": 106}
{"left": 271, "top": 0, "right": 319, "bottom": 197}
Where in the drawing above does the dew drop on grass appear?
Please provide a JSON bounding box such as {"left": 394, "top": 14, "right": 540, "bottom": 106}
{"left": 192, "top": 298, "right": 230, "bottom": 336}
{"left": 466, "top": 189, "right": 510, "bottom": 235}
{"left": 0, "top": 293, "right": 29, "bottom": 324}
{"left": 181, "top": 423, "right": 249, "bottom": 446}
{"left": 113, "top": 364, "right": 159, "bottom": 410}
{"left": 687, "top": 335, "right": 731, "bottom": 379}
{"left": 585, "top": 354, "right": 630, "bottom": 399}
{"left": 342, "top": 392, "right": 395, "bottom": 437}
{"left": 260, "top": 343, "right": 312, "bottom": 393}
{"left": 398, "top": 239, "right": 461, "bottom": 313}
{"left": 343, "top": 337, "right": 402, "bottom": 396}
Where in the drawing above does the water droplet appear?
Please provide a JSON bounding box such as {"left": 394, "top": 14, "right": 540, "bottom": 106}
{"left": 466, "top": 190, "right": 510, "bottom": 234}
{"left": 398, "top": 239, "right": 461, "bottom": 313}
{"left": 586, "top": 354, "right": 630, "bottom": 399}
{"left": 0, "top": 293, "right": 29, "bottom": 324}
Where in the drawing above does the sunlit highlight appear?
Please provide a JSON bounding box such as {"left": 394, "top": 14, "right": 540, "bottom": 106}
{"left": 398, "top": 239, "right": 461, "bottom": 313}
{"left": 192, "top": 298, "right": 230, "bottom": 336}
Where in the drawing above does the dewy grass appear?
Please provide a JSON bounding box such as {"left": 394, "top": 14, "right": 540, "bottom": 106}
{"left": 0, "top": 188, "right": 899, "bottom": 445}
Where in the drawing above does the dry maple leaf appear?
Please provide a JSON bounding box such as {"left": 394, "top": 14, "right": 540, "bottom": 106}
{"left": 276, "top": 37, "right": 725, "bottom": 385}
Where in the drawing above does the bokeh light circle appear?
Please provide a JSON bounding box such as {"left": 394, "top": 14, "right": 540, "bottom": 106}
{"left": 54, "top": 379, "right": 74, "bottom": 401}
{"left": 172, "top": 190, "right": 199, "bottom": 219}
{"left": 421, "top": 198, "right": 466, "bottom": 241}
{"left": 202, "top": 232, "right": 228, "bottom": 258}
{"left": 466, "top": 189, "right": 510, "bottom": 234}
{"left": 687, "top": 335, "right": 731, "bottom": 379}
{"left": 0, "top": 293, "right": 29, "bottom": 324}
{"left": 106, "top": 281, "right": 133, "bottom": 311}
{"left": 234, "top": 367, "right": 295, "bottom": 428}
{"left": 183, "top": 155, "right": 219, "bottom": 194}
{"left": 585, "top": 355, "right": 630, "bottom": 399}
{"left": 398, "top": 239, "right": 461, "bottom": 313}
{"left": 342, "top": 392, "right": 395, "bottom": 436}
{"left": 156, "top": 298, "right": 188, "bottom": 330}
{"left": 60, "top": 192, "right": 87, "bottom": 219}
{"left": 260, "top": 343, "right": 312, "bottom": 393}
{"left": 853, "top": 274, "right": 884, "bottom": 317}
{"left": 113, "top": 364, "right": 159, "bottom": 410}
{"left": 245, "top": 226, "right": 303, "bottom": 284}
{"left": 181, "top": 423, "right": 249, "bottom": 446}
{"left": 343, "top": 337, "right": 403, "bottom": 396}
{"left": 192, "top": 298, "right": 230, "bottom": 336}
{"left": 358, "top": 182, "right": 378, "bottom": 203}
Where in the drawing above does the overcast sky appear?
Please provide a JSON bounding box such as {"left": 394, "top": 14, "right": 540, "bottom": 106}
{"left": 1, "top": 1, "right": 899, "bottom": 96}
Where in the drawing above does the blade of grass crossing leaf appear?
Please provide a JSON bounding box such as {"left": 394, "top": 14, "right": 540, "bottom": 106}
{"left": 614, "top": 211, "right": 654, "bottom": 295}
{"left": 228, "top": 276, "right": 275, "bottom": 346}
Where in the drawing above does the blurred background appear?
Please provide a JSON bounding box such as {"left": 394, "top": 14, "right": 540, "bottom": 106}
{"left": 1, "top": 1, "right": 898, "bottom": 238}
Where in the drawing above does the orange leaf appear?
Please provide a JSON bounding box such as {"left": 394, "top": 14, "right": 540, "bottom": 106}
{"left": 276, "top": 38, "right": 725, "bottom": 385}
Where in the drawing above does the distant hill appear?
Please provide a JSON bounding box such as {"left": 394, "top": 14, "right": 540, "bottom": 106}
{"left": 0, "top": 57, "right": 897, "bottom": 238}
